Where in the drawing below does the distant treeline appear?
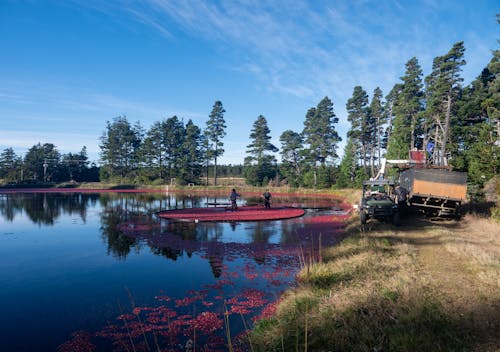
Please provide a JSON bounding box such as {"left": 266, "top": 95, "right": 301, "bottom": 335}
{"left": 1, "top": 19, "right": 499, "bottom": 193}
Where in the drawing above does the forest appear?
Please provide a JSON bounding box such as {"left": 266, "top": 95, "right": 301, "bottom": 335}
{"left": 1, "top": 32, "right": 499, "bottom": 196}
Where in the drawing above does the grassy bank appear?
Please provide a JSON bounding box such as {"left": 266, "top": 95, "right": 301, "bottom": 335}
{"left": 249, "top": 213, "right": 500, "bottom": 351}
{"left": 1, "top": 180, "right": 360, "bottom": 199}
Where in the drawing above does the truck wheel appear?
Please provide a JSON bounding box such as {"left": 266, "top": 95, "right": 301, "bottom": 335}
{"left": 360, "top": 211, "right": 367, "bottom": 225}
{"left": 392, "top": 213, "right": 400, "bottom": 226}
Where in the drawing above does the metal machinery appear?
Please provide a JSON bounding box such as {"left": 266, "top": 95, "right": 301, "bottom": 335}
{"left": 359, "top": 179, "right": 400, "bottom": 225}
{"left": 372, "top": 150, "right": 467, "bottom": 217}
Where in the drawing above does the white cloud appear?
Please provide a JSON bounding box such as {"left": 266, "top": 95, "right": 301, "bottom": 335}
{"left": 72, "top": 0, "right": 496, "bottom": 121}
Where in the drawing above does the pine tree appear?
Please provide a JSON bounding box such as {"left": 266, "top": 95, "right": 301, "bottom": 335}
{"left": 467, "top": 124, "right": 499, "bottom": 185}
{"left": 485, "top": 24, "right": 500, "bottom": 147}
{"left": 245, "top": 115, "right": 278, "bottom": 186}
{"left": 181, "top": 119, "right": 203, "bottom": 184}
{"left": 163, "top": 116, "right": 185, "bottom": 181}
{"left": 424, "top": 42, "right": 466, "bottom": 165}
{"left": 458, "top": 17, "right": 500, "bottom": 185}
{"left": 369, "top": 87, "right": 385, "bottom": 171}
{"left": 0, "top": 147, "right": 21, "bottom": 182}
{"left": 141, "top": 121, "right": 165, "bottom": 180}
{"left": 346, "top": 87, "right": 371, "bottom": 174}
{"left": 337, "top": 137, "right": 358, "bottom": 188}
{"left": 205, "top": 101, "right": 226, "bottom": 186}
{"left": 24, "top": 143, "right": 60, "bottom": 182}
{"left": 383, "top": 83, "right": 403, "bottom": 153}
{"left": 387, "top": 58, "right": 424, "bottom": 160}
{"left": 452, "top": 66, "right": 494, "bottom": 172}
{"left": 401, "top": 57, "right": 424, "bottom": 150}
{"left": 302, "top": 96, "right": 341, "bottom": 187}
{"left": 99, "top": 116, "right": 142, "bottom": 180}
{"left": 279, "top": 130, "right": 304, "bottom": 187}
{"left": 246, "top": 115, "right": 278, "bottom": 162}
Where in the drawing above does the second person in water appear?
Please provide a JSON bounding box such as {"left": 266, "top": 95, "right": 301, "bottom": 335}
{"left": 229, "top": 188, "right": 241, "bottom": 211}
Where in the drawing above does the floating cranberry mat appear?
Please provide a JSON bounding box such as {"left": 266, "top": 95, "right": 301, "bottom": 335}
{"left": 157, "top": 206, "right": 305, "bottom": 222}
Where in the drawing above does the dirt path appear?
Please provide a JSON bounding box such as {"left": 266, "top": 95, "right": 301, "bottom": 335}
{"left": 400, "top": 216, "right": 500, "bottom": 351}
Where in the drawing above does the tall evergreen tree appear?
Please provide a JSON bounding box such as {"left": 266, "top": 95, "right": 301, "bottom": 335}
{"left": 467, "top": 124, "right": 499, "bottom": 186}
{"left": 181, "top": 119, "right": 203, "bottom": 184}
{"left": 0, "top": 147, "right": 21, "bottom": 182}
{"left": 205, "top": 101, "right": 226, "bottom": 186}
{"left": 279, "top": 130, "right": 304, "bottom": 187}
{"left": 141, "top": 121, "right": 165, "bottom": 180}
{"left": 199, "top": 133, "right": 210, "bottom": 186}
{"left": 337, "top": 137, "right": 359, "bottom": 188}
{"left": 387, "top": 57, "right": 424, "bottom": 160}
{"left": 24, "top": 143, "right": 60, "bottom": 182}
{"left": 383, "top": 83, "right": 403, "bottom": 153}
{"left": 458, "top": 17, "right": 499, "bottom": 185}
{"left": 302, "top": 96, "right": 341, "bottom": 187}
{"left": 246, "top": 115, "right": 278, "bottom": 163}
{"left": 485, "top": 21, "right": 500, "bottom": 146}
{"left": 301, "top": 107, "right": 317, "bottom": 172}
{"left": 401, "top": 57, "right": 424, "bottom": 150}
{"left": 369, "top": 87, "right": 385, "bottom": 171}
{"left": 346, "top": 87, "right": 371, "bottom": 173}
{"left": 99, "top": 116, "right": 142, "bottom": 179}
{"left": 424, "top": 42, "right": 466, "bottom": 165}
{"left": 163, "top": 116, "right": 185, "bottom": 181}
{"left": 452, "top": 66, "right": 494, "bottom": 172}
{"left": 244, "top": 115, "right": 278, "bottom": 186}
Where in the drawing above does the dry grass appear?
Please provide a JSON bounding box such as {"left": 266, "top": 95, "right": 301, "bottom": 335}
{"left": 440, "top": 214, "right": 500, "bottom": 287}
{"left": 250, "top": 213, "right": 500, "bottom": 352}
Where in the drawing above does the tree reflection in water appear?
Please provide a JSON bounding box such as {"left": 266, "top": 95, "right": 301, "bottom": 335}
{"left": 93, "top": 194, "right": 350, "bottom": 351}
{"left": 0, "top": 192, "right": 98, "bottom": 225}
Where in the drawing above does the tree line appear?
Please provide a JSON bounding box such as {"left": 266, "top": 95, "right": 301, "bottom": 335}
{"left": 0, "top": 144, "right": 99, "bottom": 184}
{"left": 1, "top": 17, "right": 498, "bottom": 193}
{"left": 96, "top": 96, "right": 341, "bottom": 188}
{"left": 337, "top": 36, "right": 499, "bottom": 190}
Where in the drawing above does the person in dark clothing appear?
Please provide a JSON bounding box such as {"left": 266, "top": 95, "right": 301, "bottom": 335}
{"left": 394, "top": 185, "right": 408, "bottom": 213}
{"left": 229, "top": 188, "right": 240, "bottom": 211}
{"left": 394, "top": 185, "right": 408, "bottom": 204}
{"left": 262, "top": 190, "right": 272, "bottom": 209}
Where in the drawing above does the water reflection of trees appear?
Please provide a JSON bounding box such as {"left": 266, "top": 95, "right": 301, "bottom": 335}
{"left": 1, "top": 192, "right": 344, "bottom": 276}
{"left": 0, "top": 193, "right": 98, "bottom": 225}
{"left": 100, "top": 205, "right": 140, "bottom": 259}
{"left": 0, "top": 192, "right": 206, "bottom": 225}
{"left": 98, "top": 193, "right": 225, "bottom": 260}
{"left": 98, "top": 194, "right": 344, "bottom": 271}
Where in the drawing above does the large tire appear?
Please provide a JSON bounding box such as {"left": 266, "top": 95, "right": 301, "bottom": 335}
{"left": 392, "top": 212, "right": 400, "bottom": 226}
{"left": 360, "top": 211, "right": 367, "bottom": 225}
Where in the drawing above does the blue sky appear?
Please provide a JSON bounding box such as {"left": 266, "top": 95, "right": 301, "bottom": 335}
{"left": 0, "top": 0, "right": 498, "bottom": 164}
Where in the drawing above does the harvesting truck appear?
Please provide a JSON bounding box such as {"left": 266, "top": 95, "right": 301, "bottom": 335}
{"left": 370, "top": 150, "right": 467, "bottom": 218}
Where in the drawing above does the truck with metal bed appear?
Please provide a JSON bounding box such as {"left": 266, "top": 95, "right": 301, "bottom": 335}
{"left": 398, "top": 167, "right": 467, "bottom": 217}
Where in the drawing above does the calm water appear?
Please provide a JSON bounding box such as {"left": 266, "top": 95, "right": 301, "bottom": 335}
{"left": 0, "top": 192, "right": 346, "bottom": 352}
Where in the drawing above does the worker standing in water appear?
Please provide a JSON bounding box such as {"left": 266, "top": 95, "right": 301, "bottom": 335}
{"left": 262, "top": 189, "right": 272, "bottom": 209}
{"left": 229, "top": 188, "right": 240, "bottom": 211}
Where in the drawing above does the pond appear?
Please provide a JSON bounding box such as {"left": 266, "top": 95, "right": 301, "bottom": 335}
{"left": 0, "top": 191, "right": 349, "bottom": 352}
